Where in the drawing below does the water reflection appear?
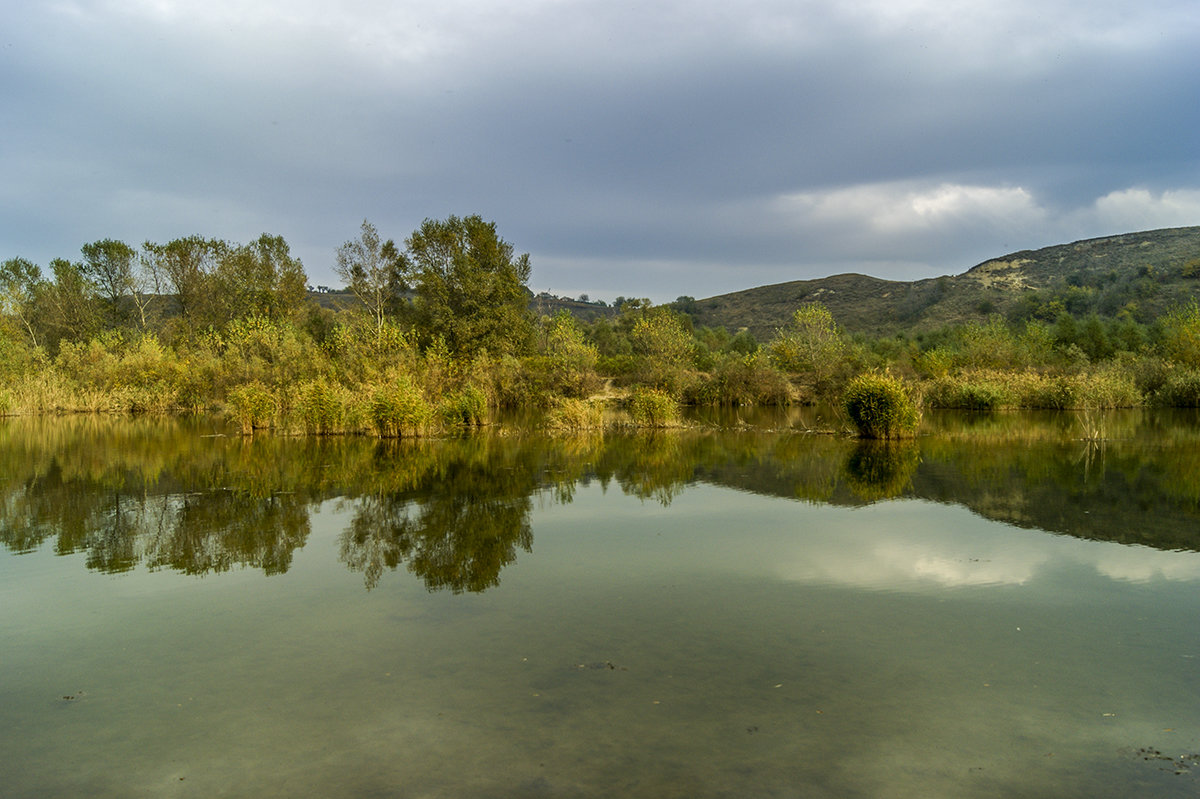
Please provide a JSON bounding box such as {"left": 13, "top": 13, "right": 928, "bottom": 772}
{"left": 4, "top": 409, "right": 1200, "bottom": 590}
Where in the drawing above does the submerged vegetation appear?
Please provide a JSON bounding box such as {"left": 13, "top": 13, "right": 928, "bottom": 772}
{"left": 3, "top": 218, "right": 1200, "bottom": 436}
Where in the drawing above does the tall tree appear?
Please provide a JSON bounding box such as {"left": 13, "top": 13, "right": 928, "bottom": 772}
{"left": 334, "top": 220, "right": 406, "bottom": 340}
{"left": 405, "top": 215, "right": 534, "bottom": 356}
{"left": 44, "top": 258, "right": 101, "bottom": 347}
{"left": 0, "top": 257, "right": 45, "bottom": 347}
{"left": 216, "top": 234, "right": 309, "bottom": 322}
{"left": 80, "top": 239, "right": 137, "bottom": 327}
{"left": 142, "top": 236, "right": 227, "bottom": 334}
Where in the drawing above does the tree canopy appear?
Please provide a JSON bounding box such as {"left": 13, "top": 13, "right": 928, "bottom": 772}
{"left": 404, "top": 215, "right": 534, "bottom": 357}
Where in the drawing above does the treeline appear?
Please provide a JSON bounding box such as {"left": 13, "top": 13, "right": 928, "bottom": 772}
{"left": 5, "top": 216, "right": 1200, "bottom": 434}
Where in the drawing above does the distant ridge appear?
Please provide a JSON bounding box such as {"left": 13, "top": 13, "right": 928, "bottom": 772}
{"left": 687, "top": 226, "right": 1200, "bottom": 340}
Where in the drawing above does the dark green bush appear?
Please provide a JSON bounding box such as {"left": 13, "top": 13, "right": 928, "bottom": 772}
{"left": 1157, "top": 368, "right": 1200, "bottom": 407}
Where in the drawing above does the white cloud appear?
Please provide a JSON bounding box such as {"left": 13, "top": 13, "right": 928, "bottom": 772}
{"left": 771, "top": 502, "right": 1200, "bottom": 592}
{"left": 773, "top": 181, "right": 1045, "bottom": 235}
{"left": 1076, "top": 188, "right": 1200, "bottom": 233}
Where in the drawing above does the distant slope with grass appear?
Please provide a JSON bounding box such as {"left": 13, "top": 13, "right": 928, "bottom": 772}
{"left": 688, "top": 226, "right": 1200, "bottom": 340}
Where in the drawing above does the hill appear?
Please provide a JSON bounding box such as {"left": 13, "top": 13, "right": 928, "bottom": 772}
{"left": 687, "top": 226, "right": 1200, "bottom": 340}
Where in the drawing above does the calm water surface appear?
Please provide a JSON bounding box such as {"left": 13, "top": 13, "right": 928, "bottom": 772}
{"left": 3, "top": 410, "right": 1200, "bottom": 797}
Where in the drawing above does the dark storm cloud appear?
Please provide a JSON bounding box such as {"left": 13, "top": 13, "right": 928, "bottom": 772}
{"left": 1, "top": 0, "right": 1197, "bottom": 301}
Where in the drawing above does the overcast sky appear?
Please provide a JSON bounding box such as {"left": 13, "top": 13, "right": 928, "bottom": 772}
{"left": 2, "top": 0, "right": 1198, "bottom": 303}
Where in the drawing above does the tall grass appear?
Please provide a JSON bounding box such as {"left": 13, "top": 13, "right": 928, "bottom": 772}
{"left": 545, "top": 397, "right": 605, "bottom": 431}
{"left": 842, "top": 373, "right": 921, "bottom": 439}
{"left": 371, "top": 377, "right": 432, "bottom": 437}
{"left": 628, "top": 387, "right": 681, "bottom": 428}
{"left": 226, "top": 382, "right": 277, "bottom": 434}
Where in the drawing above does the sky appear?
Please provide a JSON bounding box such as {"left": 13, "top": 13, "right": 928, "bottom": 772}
{"left": 2, "top": 0, "right": 1198, "bottom": 304}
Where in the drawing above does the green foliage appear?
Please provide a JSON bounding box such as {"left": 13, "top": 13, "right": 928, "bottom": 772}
{"left": 371, "top": 377, "right": 432, "bottom": 437}
{"left": 545, "top": 397, "right": 604, "bottom": 431}
{"left": 842, "top": 373, "right": 920, "bottom": 439}
{"left": 926, "top": 378, "right": 1005, "bottom": 410}
{"left": 335, "top": 220, "right": 406, "bottom": 340}
{"left": 1157, "top": 368, "right": 1200, "bottom": 407}
{"left": 534, "top": 311, "right": 601, "bottom": 397}
{"left": 0, "top": 257, "right": 45, "bottom": 347}
{"left": 628, "top": 387, "right": 681, "bottom": 428}
{"left": 687, "top": 351, "right": 792, "bottom": 406}
{"left": 227, "top": 381, "right": 277, "bottom": 434}
{"left": 439, "top": 385, "right": 488, "bottom": 428}
{"left": 216, "top": 234, "right": 309, "bottom": 323}
{"left": 629, "top": 307, "right": 695, "bottom": 392}
{"left": 1158, "top": 300, "right": 1200, "bottom": 368}
{"left": 767, "top": 302, "right": 848, "bottom": 395}
{"left": 142, "top": 236, "right": 227, "bottom": 336}
{"left": 405, "top": 215, "right": 535, "bottom": 357}
{"left": 80, "top": 238, "right": 137, "bottom": 326}
{"left": 293, "top": 377, "right": 362, "bottom": 435}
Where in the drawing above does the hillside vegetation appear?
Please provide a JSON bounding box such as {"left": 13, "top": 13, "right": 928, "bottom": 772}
{"left": 689, "top": 226, "right": 1200, "bottom": 340}
{"left": 7, "top": 220, "right": 1200, "bottom": 435}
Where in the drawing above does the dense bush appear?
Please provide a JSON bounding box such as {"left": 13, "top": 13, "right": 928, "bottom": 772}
{"left": 545, "top": 397, "right": 604, "bottom": 431}
{"left": 371, "top": 377, "right": 432, "bottom": 437}
{"left": 1157, "top": 368, "right": 1200, "bottom": 407}
{"left": 439, "top": 385, "right": 488, "bottom": 428}
{"left": 227, "top": 381, "right": 277, "bottom": 434}
{"left": 628, "top": 387, "right": 681, "bottom": 427}
{"left": 842, "top": 373, "right": 920, "bottom": 439}
{"left": 686, "top": 352, "right": 792, "bottom": 406}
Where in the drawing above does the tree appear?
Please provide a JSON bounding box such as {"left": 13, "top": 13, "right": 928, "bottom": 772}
{"left": 768, "top": 302, "right": 848, "bottom": 393}
{"left": 80, "top": 238, "right": 137, "bottom": 327}
{"left": 43, "top": 258, "right": 100, "bottom": 347}
{"left": 0, "top": 257, "right": 45, "bottom": 347}
{"left": 334, "top": 220, "right": 406, "bottom": 341}
{"left": 1159, "top": 300, "right": 1200, "bottom": 367}
{"left": 405, "top": 215, "right": 534, "bottom": 357}
{"left": 216, "top": 234, "right": 309, "bottom": 322}
{"left": 142, "top": 236, "right": 227, "bottom": 334}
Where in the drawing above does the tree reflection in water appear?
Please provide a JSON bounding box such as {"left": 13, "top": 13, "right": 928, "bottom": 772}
{"left": 6, "top": 409, "right": 1200, "bottom": 590}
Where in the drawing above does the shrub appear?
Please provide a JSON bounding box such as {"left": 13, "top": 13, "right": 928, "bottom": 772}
{"left": 842, "top": 373, "right": 920, "bottom": 439}
{"left": 294, "top": 377, "right": 354, "bottom": 434}
{"left": 439, "top": 385, "right": 488, "bottom": 428}
{"left": 1015, "top": 374, "right": 1075, "bottom": 409}
{"left": 925, "top": 377, "right": 1004, "bottom": 410}
{"left": 628, "top": 387, "right": 680, "bottom": 428}
{"left": 371, "top": 377, "right": 432, "bottom": 437}
{"left": 1157, "top": 368, "right": 1200, "bottom": 407}
{"left": 545, "top": 397, "right": 604, "bottom": 431}
{"left": 687, "top": 352, "right": 793, "bottom": 406}
{"left": 226, "top": 381, "right": 277, "bottom": 434}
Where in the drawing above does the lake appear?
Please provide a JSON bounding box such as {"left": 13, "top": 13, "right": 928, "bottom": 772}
{"left": 3, "top": 409, "right": 1200, "bottom": 798}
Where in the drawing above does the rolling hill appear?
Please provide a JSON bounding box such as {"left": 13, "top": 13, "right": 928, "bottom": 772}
{"left": 686, "top": 226, "right": 1200, "bottom": 340}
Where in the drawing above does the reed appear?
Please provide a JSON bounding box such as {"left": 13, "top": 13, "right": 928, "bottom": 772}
{"left": 842, "top": 373, "right": 920, "bottom": 439}
{"left": 370, "top": 377, "right": 432, "bottom": 437}
{"left": 226, "top": 381, "right": 277, "bottom": 434}
{"left": 545, "top": 397, "right": 605, "bottom": 431}
{"left": 628, "top": 387, "right": 681, "bottom": 428}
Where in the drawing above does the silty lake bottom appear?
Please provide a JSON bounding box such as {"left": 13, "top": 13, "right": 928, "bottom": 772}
{"left": 3, "top": 409, "right": 1200, "bottom": 798}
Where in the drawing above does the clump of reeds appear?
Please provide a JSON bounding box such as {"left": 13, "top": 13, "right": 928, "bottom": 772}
{"left": 370, "top": 376, "right": 432, "bottom": 437}
{"left": 545, "top": 397, "right": 605, "bottom": 431}
{"left": 226, "top": 381, "right": 277, "bottom": 434}
{"left": 842, "top": 372, "right": 920, "bottom": 439}
{"left": 438, "top": 385, "right": 488, "bottom": 429}
{"left": 293, "top": 377, "right": 364, "bottom": 435}
{"left": 628, "top": 387, "right": 681, "bottom": 428}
